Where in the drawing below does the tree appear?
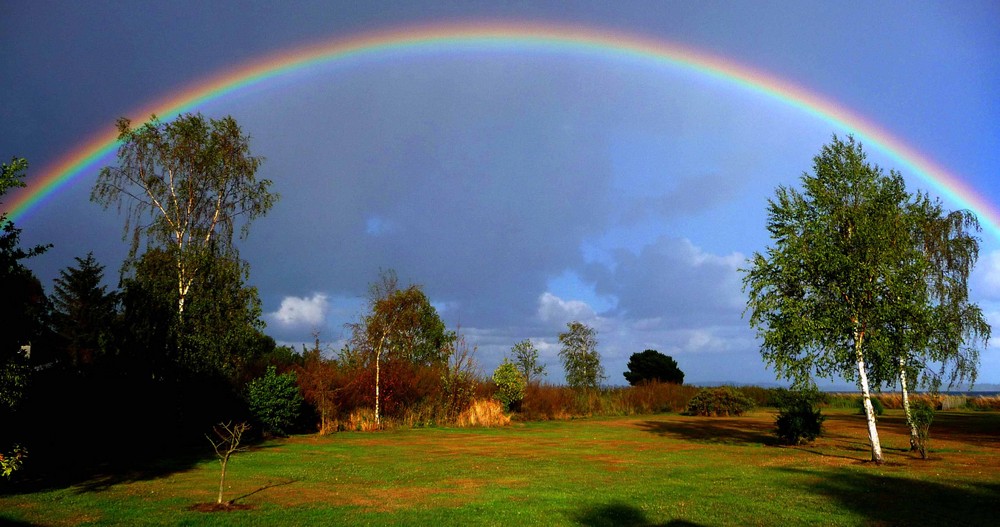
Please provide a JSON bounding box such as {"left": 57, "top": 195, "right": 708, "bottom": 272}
{"left": 558, "top": 321, "right": 605, "bottom": 390}
{"left": 888, "top": 195, "right": 989, "bottom": 449}
{"left": 346, "top": 270, "right": 456, "bottom": 425}
{"left": 50, "top": 253, "right": 118, "bottom": 366}
{"left": 295, "top": 336, "right": 341, "bottom": 434}
{"left": 742, "top": 135, "right": 990, "bottom": 464}
{"left": 246, "top": 365, "right": 303, "bottom": 436}
{"left": 492, "top": 359, "right": 526, "bottom": 411}
{"left": 91, "top": 113, "right": 277, "bottom": 322}
{"left": 1, "top": 157, "right": 50, "bottom": 478}
{"left": 1, "top": 157, "right": 51, "bottom": 361}
{"left": 206, "top": 421, "right": 250, "bottom": 505}
{"left": 623, "top": 349, "right": 684, "bottom": 385}
{"left": 118, "top": 246, "right": 267, "bottom": 380}
{"left": 511, "top": 339, "right": 546, "bottom": 384}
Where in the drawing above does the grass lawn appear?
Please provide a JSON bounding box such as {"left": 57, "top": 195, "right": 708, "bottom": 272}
{"left": 2, "top": 409, "right": 998, "bottom": 526}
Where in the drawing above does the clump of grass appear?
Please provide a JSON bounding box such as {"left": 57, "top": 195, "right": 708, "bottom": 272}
{"left": 346, "top": 408, "right": 381, "bottom": 432}
{"left": 454, "top": 399, "right": 510, "bottom": 427}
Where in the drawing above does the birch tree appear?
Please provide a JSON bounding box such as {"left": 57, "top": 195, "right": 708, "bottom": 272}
{"left": 511, "top": 339, "right": 546, "bottom": 385}
{"left": 744, "top": 135, "right": 927, "bottom": 464}
{"left": 558, "top": 321, "right": 605, "bottom": 390}
{"left": 346, "top": 270, "right": 455, "bottom": 425}
{"left": 889, "top": 196, "right": 990, "bottom": 449}
{"left": 92, "top": 113, "right": 277, "bottom": 323}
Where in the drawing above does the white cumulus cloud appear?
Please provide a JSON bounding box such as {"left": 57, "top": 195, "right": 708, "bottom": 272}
{"left": 537, "top": 292, "right": 599, "bottom": 326}
{"left": 267, "top": 293, "right": 330, "bottom": 328}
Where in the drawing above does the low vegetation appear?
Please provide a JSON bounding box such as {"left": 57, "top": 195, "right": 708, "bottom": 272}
{"left": 684, "top": 386, "right": 755, "bottom": 417}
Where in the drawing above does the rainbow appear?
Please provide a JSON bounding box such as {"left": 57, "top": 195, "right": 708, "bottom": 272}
{"left": 6, "top": 21, "right": 1000, "bottom": 239}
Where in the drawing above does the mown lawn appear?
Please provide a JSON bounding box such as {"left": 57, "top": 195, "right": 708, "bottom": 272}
{"left": 2, "top": 409, "right": 998, "bottom": 526}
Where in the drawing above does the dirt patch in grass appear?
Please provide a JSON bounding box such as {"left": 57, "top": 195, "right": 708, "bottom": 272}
{"left": 583, "top": 453, "right": 631, "bottom": 472}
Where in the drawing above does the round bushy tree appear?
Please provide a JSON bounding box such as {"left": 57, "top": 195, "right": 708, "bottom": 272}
{"left": 492, "top": 359, "right": 526, "bottom": 412}
{"left": 623, "top": 349, "right": 684, "bottom": 385}
{"left": 247, "top": 366, "right": 304, "bottom": 436}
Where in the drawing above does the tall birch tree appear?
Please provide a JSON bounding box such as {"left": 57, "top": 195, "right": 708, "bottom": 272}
{"left": 558, "top": 321, "right": 605, "bottom": 390}
{"left": 744, "top": 135, "right": 935, "bottom": 463}
{"left": 346, "top": 270, "right": 455, "bottom": 425}
{"left": 92, "top": 113, "right": 277, "bottom": 323}
{"left": 889, "top": 196, "right": 990, "bottom": 449}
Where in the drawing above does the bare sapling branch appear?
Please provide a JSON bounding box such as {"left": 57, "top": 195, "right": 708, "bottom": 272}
{"left": 206, "top": 421, "right": 250, "bottom": 505}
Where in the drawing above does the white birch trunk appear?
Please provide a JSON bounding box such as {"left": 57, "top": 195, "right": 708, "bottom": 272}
{"left": 855, "top": 333, "right": 884, "bottom": 463}
{"left": 374, "top": 352, "right": 381, "bottom": 427}
{"left": 899, "top": 357, "right": 919, "bottom": 450}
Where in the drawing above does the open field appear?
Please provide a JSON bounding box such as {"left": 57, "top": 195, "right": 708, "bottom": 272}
{"left": 2, "top": 409, "right": 998, "bottom": 526}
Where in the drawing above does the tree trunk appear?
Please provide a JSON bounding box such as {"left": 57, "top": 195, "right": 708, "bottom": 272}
{"left": 374, "top": 353, "right": 381, "bottom": 427}
{"left": 217, "top": 456, "right": 229, "bottom": 504}
{"left": 855, "top": 332, "right": 884, "bottom": 463}
{"left": 899, "top": 357, "right": 919, "bottom": 451}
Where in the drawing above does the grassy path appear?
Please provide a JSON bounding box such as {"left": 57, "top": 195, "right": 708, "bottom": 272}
{"left": 2, "top": 409, "right": 998, "bottom": 526}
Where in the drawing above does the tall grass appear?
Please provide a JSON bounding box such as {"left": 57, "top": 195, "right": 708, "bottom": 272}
{"left": 516, "top": 382, "right": 698, "bottom": 421}
{"left": 823, "top": 392, "right": 1000, "bottom": 412}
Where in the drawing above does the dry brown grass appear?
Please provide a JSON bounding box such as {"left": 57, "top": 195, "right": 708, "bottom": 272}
{"left": 344, "top": 407, "right": 381, "bottom": 431}
{"left": 966, "top": 394, "right": 1000, "bottom": 411}
{"left": 454, "top": 399, "right": 511, "bottom": 427}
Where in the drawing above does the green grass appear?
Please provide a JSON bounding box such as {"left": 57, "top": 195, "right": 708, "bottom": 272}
{"left": 2, "top": 409, "right": 998, "bottom": 526}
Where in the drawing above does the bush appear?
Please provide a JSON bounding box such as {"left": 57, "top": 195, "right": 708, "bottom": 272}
{"left": 685, "top": 387, "right": 754, "bottom": 417}
{"left": 910, "top": 401, "right": 935, "bottom": 459}
{"left": 773, "top": 390, "right": 825, "bottom": 445}
{"left": 247, "top": 366, "right": 305, "bottom": 436}
{"left": 492, "top": 360, "right": 526, "bottom": 412}
{"left": 856, "top": 396, "right": 884, "bottom": 417}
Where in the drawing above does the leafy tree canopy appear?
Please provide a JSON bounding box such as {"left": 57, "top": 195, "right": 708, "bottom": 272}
{"left": 92, "top": 113, "right": 277, "bottom": 319}
{"left": 623, "top": 349, "right": 684, "bottom": 385}
{"left": 742, "top": 135, "right": 991, "bottom": 463}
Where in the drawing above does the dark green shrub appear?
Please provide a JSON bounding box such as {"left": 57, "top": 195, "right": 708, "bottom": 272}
{"left": 685, "top": 387, "right": 754, "bottom": 417}
{"left": 247, "top": 366, "right": 304, "bottom": 436}
{"left": 856, "top": 396, "right": 884, "bottom": 417}
{"left": 910, "top": 401, "right": 935, "bottom": 459}
{"left": 774, "top": 390, "right": 825, "bottom": 445}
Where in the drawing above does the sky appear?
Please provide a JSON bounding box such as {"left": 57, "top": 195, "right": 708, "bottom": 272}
{"left": 3, "top": 1, "right": 1000, "bottom": 387}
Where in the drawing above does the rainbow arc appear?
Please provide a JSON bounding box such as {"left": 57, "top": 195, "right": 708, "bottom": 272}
{"left": 5, "top": 22, "right": 998, "bottom": 239}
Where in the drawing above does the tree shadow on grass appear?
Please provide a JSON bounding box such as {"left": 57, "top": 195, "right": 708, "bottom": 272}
{"left": 572, "top": 502, "right": 704, "bottom": 527}
{"left": 918, "top": 412, "right": 1000, "bottom": 448}
{"left": 778, "top": 466, "right": 1000, "bottom": 526}
{"left": 636, "top": 417, "right": 777, "bottom": 446}
{"left": 228, "top": 478, "right": 300, "bottom": 504}
{"left": 0, "top": 446, "right": 216, "bottom": 497}
{"left": 63, "top": 438, "right": 290, "bottom": 495}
